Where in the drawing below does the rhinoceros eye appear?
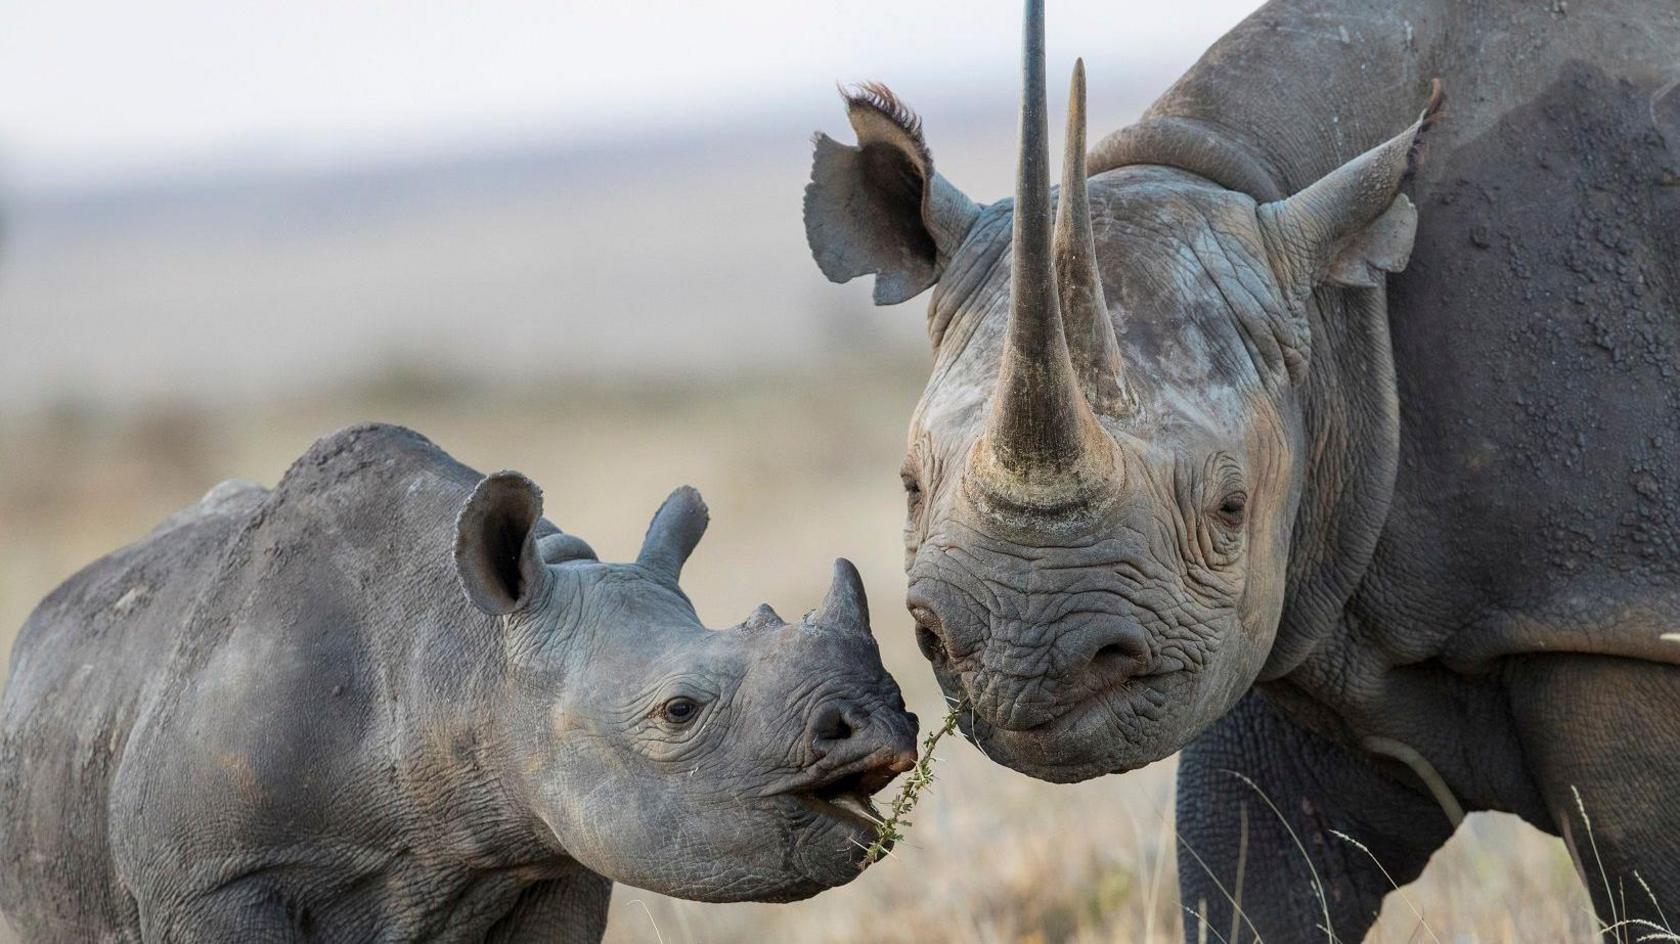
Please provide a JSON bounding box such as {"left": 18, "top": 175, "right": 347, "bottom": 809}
{"left": 1215, "top": 491, "right": 1248, "bottom": 530}
{"left": 660, "top": 697, "right": 700, "bottom": 725}
{"left": 901, "top": 470, "right": 923, "bottom": 519}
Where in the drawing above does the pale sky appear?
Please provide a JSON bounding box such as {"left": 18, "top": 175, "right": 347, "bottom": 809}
{"left": 0, "top": 0, "right": 1260, "bottom": 191}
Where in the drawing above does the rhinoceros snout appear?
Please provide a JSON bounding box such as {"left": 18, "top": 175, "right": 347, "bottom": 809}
{"left": 806, "top": 698, "right": 917, "bottom": 772}
{"left": 911, "top": 587, "right": 1153, "bottom": 732}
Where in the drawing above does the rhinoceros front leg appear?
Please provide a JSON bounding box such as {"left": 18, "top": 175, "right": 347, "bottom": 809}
{"left": 1507, "top": 653, "right": 1680, "bottom": 932}
{"left": 484, "top": 871, "right": 613, "bottom": 944}
{"left": 1175, "top": 691, "right": 1455, "bottom": 943}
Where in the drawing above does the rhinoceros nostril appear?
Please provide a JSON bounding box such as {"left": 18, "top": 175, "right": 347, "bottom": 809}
{"left": 810, "top": 704, "right": 854, "bottom": 744}
{"left": 1085, "top": 628, "right": 1150, "bottom": 683}
{"left": 914, "top": 623, "right": 947, "bottom": 662}
{"left": 907, "top": 602, "right": 950, "bottom": 662}
{"left": 1093, "top": 642, "right": 1134, "bottom": 668}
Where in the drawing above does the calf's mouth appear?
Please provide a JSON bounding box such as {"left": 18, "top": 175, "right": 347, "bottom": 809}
{"left": 777, "top": 749, "right": 914, "bottom": 828}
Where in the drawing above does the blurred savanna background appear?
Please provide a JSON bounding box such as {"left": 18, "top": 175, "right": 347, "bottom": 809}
{"left": 0, "top": 2, "right": 1599, "bottom": 940}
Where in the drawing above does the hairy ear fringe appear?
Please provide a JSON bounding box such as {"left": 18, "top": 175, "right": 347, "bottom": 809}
{"left": 841, "top": 81, "right": 933, "bottom": 171}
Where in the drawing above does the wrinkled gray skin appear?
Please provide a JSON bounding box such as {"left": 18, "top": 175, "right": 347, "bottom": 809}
{"left": 0, "top": 424, "right": 917, "bottom": 942}
{"left": 805, "top": 0, "right": 1680, "bottom": 937}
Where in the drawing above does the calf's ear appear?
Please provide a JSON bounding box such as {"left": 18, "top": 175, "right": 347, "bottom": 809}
{"left": 532, "top": 519, "right": 597, "bottom": 565}
{"left": 1258, "top": 81, "right": 1444, "bottom": 297}
{"left": 804, "top": 84, "right": 981, "bottom": 305}
{"left": 455, "top": 471, "right": 550, "bottom": 615}
{"left": 637, "top": 486, "right": 709, "bottom": 584}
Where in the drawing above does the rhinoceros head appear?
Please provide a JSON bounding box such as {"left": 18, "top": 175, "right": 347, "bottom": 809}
{"left": 453, "top": 473, "right": 917, "bottom": 901}
{"left": 804, "top": 1, "right": 1437, "bottom": 782}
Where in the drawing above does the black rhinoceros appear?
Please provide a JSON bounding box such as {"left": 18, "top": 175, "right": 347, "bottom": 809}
{"left": 804, "top": 0, "right": 1680, "bottom": 937}
{"left": 0, "top": 423, "right": 917, "bottom": 941}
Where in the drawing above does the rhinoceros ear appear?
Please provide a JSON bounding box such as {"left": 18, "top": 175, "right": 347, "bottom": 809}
{"left": 804, "top": 83, "right": 982, "bottom": 305}
{"left": 455, "top": 471, "right": 550, "bottom": 615}
{"left": 1259, "top": 81, "right": 1443, "bottom": 298}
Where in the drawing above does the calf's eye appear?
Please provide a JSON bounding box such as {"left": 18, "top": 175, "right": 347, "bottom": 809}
{"left": 660, "top": 697, "right": 700, "bottom": 725}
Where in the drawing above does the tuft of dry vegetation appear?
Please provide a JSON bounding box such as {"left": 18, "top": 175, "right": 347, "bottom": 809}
{"left": 0, "top": 363, "right": 1608, "bottom": 943}
{"left": 860, "top": 701, "right": 965, "bottom": 867}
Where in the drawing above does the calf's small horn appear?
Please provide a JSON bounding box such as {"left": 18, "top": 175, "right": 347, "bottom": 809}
{"left": 744, "top": 603, "right": 783, "bottom": 630}
{"left": 810, "top": 558, "right": 871, "bottom": 638}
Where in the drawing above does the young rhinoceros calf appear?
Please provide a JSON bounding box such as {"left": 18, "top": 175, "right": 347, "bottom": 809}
{"left": 0, "top": 423, "right": 918, "bottom": 942}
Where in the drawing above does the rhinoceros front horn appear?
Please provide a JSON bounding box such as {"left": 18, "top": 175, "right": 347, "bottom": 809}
{"left": 809, "top": 558, "right": 872, "bottom": 638}
{"left": 969, "top": 0, "right": 1115, "bottom": 512}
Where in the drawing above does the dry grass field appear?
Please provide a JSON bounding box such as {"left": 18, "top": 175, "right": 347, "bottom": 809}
{"left": 0, "top": 362, "right": 1598, "bottom": 942}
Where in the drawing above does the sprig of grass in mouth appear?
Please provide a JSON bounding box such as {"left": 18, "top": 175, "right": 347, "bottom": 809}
{"left": 858, "top": 700, "right": 964, "bottom": 868}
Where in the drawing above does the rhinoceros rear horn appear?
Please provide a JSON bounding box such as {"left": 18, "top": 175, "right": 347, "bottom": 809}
{"left": 637, "top": 486, "right": 710, "bottom": 584}
{"left": 1055, "top": 59, "right": 1129, "bottom": 413}
{"left": 456, "top": 471, "right": 550, "bottom": 616}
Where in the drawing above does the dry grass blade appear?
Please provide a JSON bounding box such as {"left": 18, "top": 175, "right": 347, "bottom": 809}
{"left": 624, "top": 900, "right": 666, "bottom": 944}
{"left": 1330, "top": 829, "right": 1441, "bottom": 944}
{"left": 1175, "top": 830, "right": 1265, "bottom": 943}
{"left": 1637, "top": 872, "right": 1673, "bottom": 932}
{"left": 1219, "top": 768, "right": 1335, "bottom": 943}
{"left": 1573, "top": 785, "right": 1622, "bottom": 941}
{"left": 860, "top": 700, "right": 965, "bottom": 867}
{"left": 1601, "top": 918, "right": 1680, "bottom": 943}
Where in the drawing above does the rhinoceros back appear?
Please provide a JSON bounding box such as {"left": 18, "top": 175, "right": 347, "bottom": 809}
{"left": 0, "top": 479, "right": 267, "bottom": 939}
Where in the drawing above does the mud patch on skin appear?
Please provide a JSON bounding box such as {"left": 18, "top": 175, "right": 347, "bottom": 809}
{"left": 214, "top": 753, "right": 265, "bottom": 806}
{"left": 1388, "top": 62, "right": 1680, "bottom": 596}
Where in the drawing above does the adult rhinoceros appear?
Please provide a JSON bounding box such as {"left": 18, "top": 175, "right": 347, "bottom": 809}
{"left": 804, "top": 0, "right": 1680, "bottom": 937}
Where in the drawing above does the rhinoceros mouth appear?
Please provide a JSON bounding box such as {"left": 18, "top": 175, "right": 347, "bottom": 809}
{"left": 791, "top": 779, "right": 882, "bottom": 829}
{"left": 954, "top": 658, "right": 1187, "bottom": 734}
{"left": 948, "top": 667, "right": 1194, "bottom": 782}
{"left": 1053, "top": 665, "right": 1187, "bottom": 725}
{"left": 773, "top": 748, "right": 910, "bottom": 829}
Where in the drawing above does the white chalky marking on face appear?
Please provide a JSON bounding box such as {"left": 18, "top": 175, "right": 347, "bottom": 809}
{"left": 112, "top": 585, "right": 151, "bottom": 615}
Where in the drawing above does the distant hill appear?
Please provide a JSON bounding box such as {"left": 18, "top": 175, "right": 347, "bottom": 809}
{"left": 0, "top": 80, "right": 1161, "bottom": 411}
